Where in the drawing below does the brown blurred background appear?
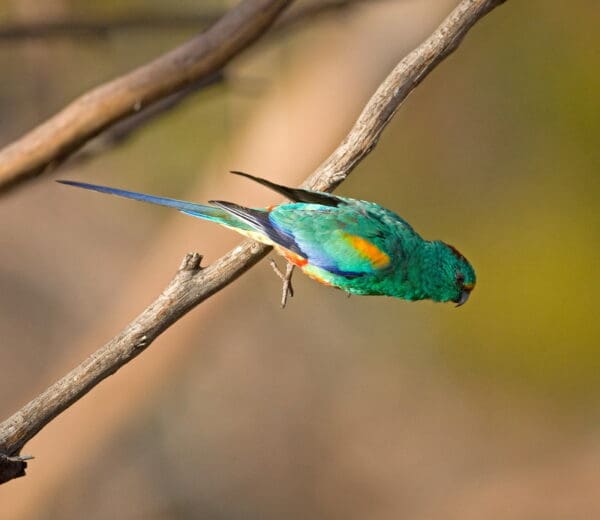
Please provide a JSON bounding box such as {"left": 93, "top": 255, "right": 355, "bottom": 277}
{"left": 0, "top": 0, "right": 599, "bottom": 518}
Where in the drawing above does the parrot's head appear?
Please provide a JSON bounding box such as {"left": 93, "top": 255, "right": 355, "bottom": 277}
{"left": 430, "top": 241, "right": 476, "bottom": 306}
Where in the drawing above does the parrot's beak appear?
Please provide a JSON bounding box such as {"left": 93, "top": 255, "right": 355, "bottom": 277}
{"left": 455, "top": 288, "right": 471, "bottom": 307}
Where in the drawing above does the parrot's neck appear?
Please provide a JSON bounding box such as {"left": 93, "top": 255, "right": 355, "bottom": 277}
{"left": 392, "top": 240, "right": 449, "bottom": 302}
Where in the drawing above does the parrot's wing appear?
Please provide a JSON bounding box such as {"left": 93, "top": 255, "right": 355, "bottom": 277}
{"left": 269, "top": 204, "right": 403, "bottom": 277}
{"left": 230, "top": 170, "right": 344, "bottom": 207}
{"left": 210, "top": 199, "right": 393, "bottom": 277}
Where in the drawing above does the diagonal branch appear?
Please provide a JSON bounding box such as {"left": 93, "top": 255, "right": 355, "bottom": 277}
{"left": 59, "top": 0, "right": 371, "bottom": 171}
{"left": 0, "top": 0, "right": 293, "bottom": 196}
{"left": 0, "top": 0, "right": 506, "bottom": 484}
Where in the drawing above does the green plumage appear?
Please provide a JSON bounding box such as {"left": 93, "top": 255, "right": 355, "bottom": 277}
{"left": 268, "top": 200, "right": 476, "bottom": 304}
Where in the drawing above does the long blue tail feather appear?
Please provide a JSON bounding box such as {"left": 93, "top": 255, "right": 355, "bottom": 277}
{"left": 56, "top": 180, "right": 249, "bottom": 229}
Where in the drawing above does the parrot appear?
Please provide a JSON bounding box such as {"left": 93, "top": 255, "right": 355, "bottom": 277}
{"left": 57, "top": 171, "right": 475, "bottom": 307}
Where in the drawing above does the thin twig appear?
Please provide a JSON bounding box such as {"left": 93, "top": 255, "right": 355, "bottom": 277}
{"left": 0, "top": 0, "right": 293, "bottom": 196}
{"left": 0, "top": 0, "right": 506, "bottom": 484}
{"left": 0, "top": 13, "right": 222, "bottom": 40}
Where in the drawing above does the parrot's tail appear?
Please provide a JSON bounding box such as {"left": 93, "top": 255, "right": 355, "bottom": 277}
{"left": 57, "top": 180, "right": 256, "bottom": 232}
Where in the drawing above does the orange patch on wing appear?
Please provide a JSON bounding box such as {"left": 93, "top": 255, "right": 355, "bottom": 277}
{"left": 342, "top": 233, "right": 391, "bottom": 269}
{"left": 281, "top": 249, "right": 308, "bottom": 267}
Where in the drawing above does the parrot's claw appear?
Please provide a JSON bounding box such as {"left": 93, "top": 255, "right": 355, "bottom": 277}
{"left": 269, "top": 259, "right": 295, "bottom": 308}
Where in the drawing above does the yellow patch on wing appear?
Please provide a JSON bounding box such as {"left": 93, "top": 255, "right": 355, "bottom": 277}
{"left": 342, "top": 232, "right": 391, "bottom": 269}
{"left": 302, "top": 264, "right": 335, "bottom": 286}
{"left": 227, "top": 227, "right": 273, "bottom": 245}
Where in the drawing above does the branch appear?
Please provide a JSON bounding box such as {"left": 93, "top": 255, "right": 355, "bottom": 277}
{"left": 0, "top": 0, "right": 506, "bottom": 484}
{"left": 0, "top": 0, "right": 293, "bottom": 196}
{"left": 67, "top": 72, "right": 225, "bottom": 168}
{"left": 0, "top": 454, "right": 32, "bottom": 484}
{"left": 63, "top": 0, "right": 370, "bottom": 170}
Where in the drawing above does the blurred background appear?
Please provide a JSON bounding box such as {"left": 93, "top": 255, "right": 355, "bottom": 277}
{"left": 0, "top": 0, "right": 598, "bottom": 518}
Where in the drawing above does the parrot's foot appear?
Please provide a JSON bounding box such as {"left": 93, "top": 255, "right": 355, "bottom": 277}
{"left": 269, "top": 259, "right": 295, "bottom": 308}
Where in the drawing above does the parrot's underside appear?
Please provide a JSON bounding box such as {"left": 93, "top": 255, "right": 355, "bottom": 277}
{"left": 58, "top": 171, "right": 476, "bottom": 308}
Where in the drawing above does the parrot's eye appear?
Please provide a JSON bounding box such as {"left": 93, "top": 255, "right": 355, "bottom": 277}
{"left": 455, "top": 272, "right": 464, "bottom": 285}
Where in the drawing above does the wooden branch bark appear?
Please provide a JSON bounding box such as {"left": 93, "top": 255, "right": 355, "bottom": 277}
{"left": 56, "top": 1, "right": 369, "bottom": 171}
{"left": 0, "top": 0, "right": 293, "bottom": 196}
{"left": 0, "top": 0, "right": 506, "bottom": 484}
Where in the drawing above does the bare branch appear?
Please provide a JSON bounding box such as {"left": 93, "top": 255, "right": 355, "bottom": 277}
{"left": 0, "top": 0, "right": 506, "bottom": 484}
{"left": 305, "top": 0, "right": 507, "bottom": 192}
{"left": 68, "top": 72, "right": 225, "bottom": 168}
{"left": 0, "top": 0, "right": 293, "bottom": 196}
{"left": 65, "top": 0, "right": 370, "bottom": 169}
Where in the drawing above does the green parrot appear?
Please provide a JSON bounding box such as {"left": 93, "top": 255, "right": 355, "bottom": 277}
{"left": 58, "top": 171, "right": 476, "bottom": 306}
